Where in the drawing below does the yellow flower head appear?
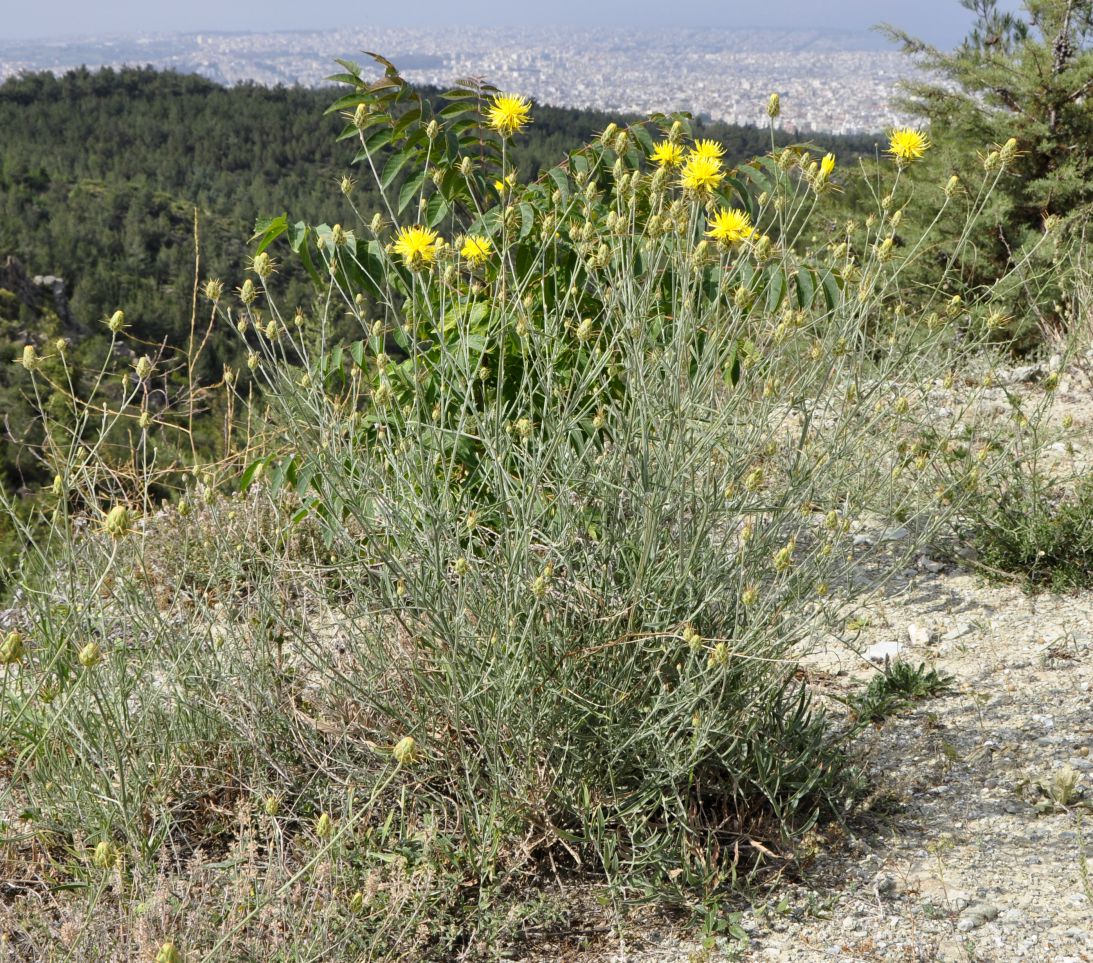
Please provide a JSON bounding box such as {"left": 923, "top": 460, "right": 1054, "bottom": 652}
{"left": 690, "top": 139, "right": 725, "bottom": 162}
{"left": 486, "top": 93, "right": 532, "bottom": 137}
{"left": 650, "top": 140, "right": 684, "bottom": 168}
{"left": 493, "top": 171, "right": 517, "bottom": 194}
{"left": 460, "top": 235, "right": 493, "bottom": 265}
{"left": 820, "top": 152, "right": 836, "bottom": 177}
{"left": 705, "top": 207, "right": 754, "bottom": 247}
{"left": 680, "top": 154, "right": 724, "bottom": 195}
{"left": 887, "top": 128, "right": 930, "bottom": 166}
{"left": 393, "top": 225, "right": 441, "bottom": 269}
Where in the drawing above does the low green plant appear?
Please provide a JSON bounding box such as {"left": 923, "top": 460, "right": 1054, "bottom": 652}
{"left": 849, "top": 660, "right": 955, "bottom": 726}
{"left": 972, "top": 467, "right": 1093, "bottom": 591}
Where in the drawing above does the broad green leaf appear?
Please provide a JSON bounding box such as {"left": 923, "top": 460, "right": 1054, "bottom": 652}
{"left": 251, "top": 214, "right": 287, "bottom": 253}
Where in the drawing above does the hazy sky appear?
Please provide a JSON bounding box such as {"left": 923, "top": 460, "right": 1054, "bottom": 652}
{"left": 2, "top": 0, "right": 1019, "bottom": 48}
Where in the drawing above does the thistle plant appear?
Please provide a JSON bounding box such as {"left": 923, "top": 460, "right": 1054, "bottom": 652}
{"left": 0, "top": 52, "right": 1064, "bottom": 960}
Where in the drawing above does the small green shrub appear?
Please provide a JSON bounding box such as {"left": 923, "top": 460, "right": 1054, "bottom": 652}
{"left": 972, "top": 466, "right": 1093, "bottom": 591}
{"left": 849, "top": 660, "right": 955, "bottom": 726}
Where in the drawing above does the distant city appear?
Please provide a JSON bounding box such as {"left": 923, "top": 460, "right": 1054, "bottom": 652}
{"left": 0, "top": 26, "right": 925, "bottom": 134}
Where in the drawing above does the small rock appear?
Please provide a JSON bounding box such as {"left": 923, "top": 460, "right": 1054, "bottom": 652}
{"left": 878, "top": 526, "right": 909, "bottom": 542}
{"left": 943, "top": 622, "right": 973, "bottom": 642}
{"left": 907, "top": 623, "right": 937, "bottom": 647}
{"left": 957, "top": 902, "right": 1000, "bottom": 931}
{"left": 864, "top": 640, "right": 904, "bottom": 663}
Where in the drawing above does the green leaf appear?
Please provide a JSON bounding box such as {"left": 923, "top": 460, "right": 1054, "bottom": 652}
{"left": 251, "top": 214, "right": 287, "bottom": 253}
{"left": 398, "top": 172, "right": 427, "bottom": 214}
{"left": 795, "top": 268, "right": 816, "bottom": 308}
{"left": 765, "top": 267, "right": 787, "bottom": 313}
{"left": 381, "top": 147, "right": 414, "bottom": 191}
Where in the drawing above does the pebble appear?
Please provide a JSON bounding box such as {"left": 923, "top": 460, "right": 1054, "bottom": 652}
{"left": 957, "top": 902, "right": 1000, "bottom": 931}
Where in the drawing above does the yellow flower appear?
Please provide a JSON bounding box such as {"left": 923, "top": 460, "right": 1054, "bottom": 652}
{"left": 680, "top": 154, "right": 724, "bottom": 194}
{"left": 393, "top": 225, "right": 441, "bottom": 269}
{"left": 493, "top": 171, "right": 517, "bottom": 194}
{"left": 705, "top": 208, "right": 754, "bottom": 247}
{"left": 460, "top": 235, "right": 493, "bottom": 265}
{"left": 690, "top": 139, "right": 725, "bottom": 162}
{"left": 650, "top": 140, "right": 684, "bottom": 167}
{"left": 887, "top": 128, "right": 930, "bottom": 166}
{"left": 486, "top": 93, "right": 531, "bottom": 137}
{"left": 820, "top": 152, "right": 836, "bottom": 177}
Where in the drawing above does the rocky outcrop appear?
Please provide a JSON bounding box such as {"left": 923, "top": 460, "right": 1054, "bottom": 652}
{"left": 0, "top": 254, "right": 78, "bottom": 332}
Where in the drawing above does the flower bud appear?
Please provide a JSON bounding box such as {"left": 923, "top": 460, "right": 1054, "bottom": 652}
{"left": 155, "top": 942, "right": 182, "bottom": 963}
{"left": 331, "top": 224, "right": 347, "bottom": 247}
{"left": 599, "top": 122, "right": 619, "bottom": 146}
{"left": 0, "top": 630, "right": 24, "bottom": 665}
{"left": 393, "top": 735, "right": 417, "bottom": 766}
{"left": 353, "top": 103, "right": 369, "bottom": 128}
{"left": 78, "top": 642, "right": 102, "bottom": 668}
{"left": 315, "top": 812, "right": 333, "bottom": 840}
{"left": 55, "top": 337, "right": 68, "bottom": 355}
{"left": 103, "top": 505, "right": 130, "bottom": 539}
{"left": 19, "top": 345, "right": 39, "bottom": 370}
{"left": 425, "top": 118, "right": 441, "bottom": 140}
{"left": 767, "top": 93, "right": 781, "bottom": 118}
{"left": 348, "top": 890, "right": 365, "bottom": 914}
{"left": 106, "top": 308, "right": 127, "bottom": 333}
{"left": 239, "top": 278, "right": 257, "bottom": 304}
{"left": 252, "top": 252, "right": 273, "bottom": 278}
{"left": 263, "top": 795, "right": 281, "bottom": 817}
{"left": 138, "top": 411, "right": 152, "bottom": 430}
{"left": 134, "top": 356, "right": 154, "bottom": 381}
{"left": 944, "top": 175, "right": 960, "bottom": 198}
{"left": 668, "top": 120, "right": 684, "bottom": 144}
{"left": 91, "top": 840, "right": 119, "bottom": 869}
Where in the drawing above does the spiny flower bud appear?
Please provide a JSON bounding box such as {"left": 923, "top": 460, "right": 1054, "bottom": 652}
{"left": 238, "top": 278, "right": 257, "bottom": 305}
{"left": 264, "top": 320, "right": 278, "bottom": 340}
{"left": 453, "top": 557, "right": 469, "bottom": 577}
{"left": 773, "top": 538, "right": 796, "bottom": 573}
{"left": 681, "top": 624, "right": 703, "bottom": 649}
{"left": 52, "top": 474, "right": 64, "bottom": 496}
{"left": 513, "top": 417, "right": 533, "bottom": 440}
{"left": 247, "top": 351, "right": 260, "bottom": 371}
{"left": 353, "top": 103, "right": 369, "bottom": 128}
{"left": 983, "top": 150, "right": 1001, "bottom": 173}
{"left": 613, "top": 131, "right": 629, "bottom": 154}
{"left": 252, "top": 252, "right": 273, "bottom": 278}
{"left": 599, "top": 122, "right": 619, "bottom": 146}
{"left": 370, "top": 212, "right": 385, "bottom": 235}
{"left": 575, "top": 317, "right": 594, "bottom": 343}
{"left": 103, "top": 505, "right": 130, "bottom": 539}
{"left": 999, "top": 137, "right": 1018, "bottom": 165}
{"left": 340, "top": 174, "right": 355, "bottom": 195}
{"left": 741, "top": 585, "right": 759, "bottom": 607}
{"left": 315, "top": 812, "right": 333, "bottom": 840}
{"left": 19, "top": 345, "right": 39, "bottom": 370}
{"left": 743, "top": 467, "right": 764, "bottom": 492}
{"left": 155, "top": 942, "right": 182, "bottom": 963}
{"left": 91, "top": 840, "right": 119, "bottom": 869}
{"left": 107, "top": 309, "right": 127, "bottom": 333}
{"left": 331, "top": 224, "right": 347, "bottom": 247}
{"left": 393, "top": 735, "right": 417, "bottom": 766}
{"left": 767, "top": 92, "right": 781, "bottom": 118}
{"left": 668, "top": 120, "right": 684, "bottom": 144}
{"left": 54, "top": 337, "right": 68, "bottom": 355}
{"left": 944, "top": 175, "right": 960, "bottom": 198}
{"left": 79, "top": 641, "right": 102, "bottom": 668}
{"left": 348, "top": 890, "right": 366, "bottom": 914}
{"left": 890, "top": 209, "right": 903, "bottom": 228}
{"left": 138, "top": 411, "right": 153, "bottom": 430}
{"left": 425, "top": 119, "right": 441, "bottom": 140}
{"left": 708, "top": 641, "right": 730, "bottom": 668}
{"left": 1043, "top": 371, "right": 1060, "bottom": 391}
{"left": 876, "top": 237, "right": 894, "bottom": 263}
{"left": 0, "top": 630, "right": 24, "bottom": 665}
{"left": 134, "top": 356, "right": 155, "bottom": 381}
{"left": 263, "top": 795, "right": 281, "bottom": 817}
